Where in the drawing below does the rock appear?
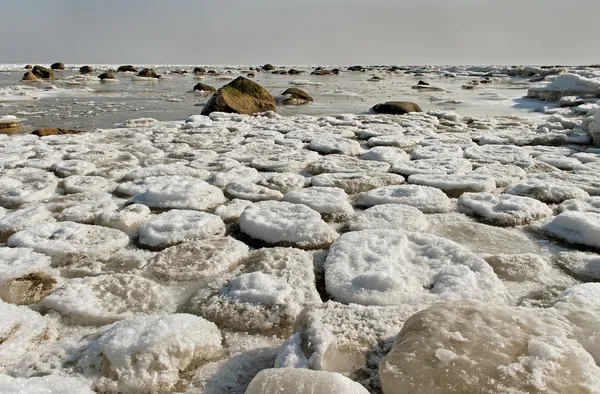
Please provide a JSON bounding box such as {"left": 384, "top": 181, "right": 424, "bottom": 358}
{"left": 348, "top": 65, "right": 363, "bottom": 71}
{"left": 170, "top": 68, "right": 187, "bottom": 75}
{"left": 50, "top": 62, "right": 65, "bottom": 70}
{"left": 247, "top": 72, "right": 255, "bottom": 78}
{"left": 201, "top": 76, "right": 276, "bottom": 116}
{"left": 0, "top": 116, "right": 22, "bottom": 131}
{"left": 22, "top": 71, "right": 37, "bottom": 81}
{"left": 32, "top": 127, "right": 82, "bottom": 136}
{"left": 370, "top": 101, "right": 423, "bottom": 115}
{"left": 207, "top": 70, "right": 216, "bottom": 74}
{"left": 262, "top": 64, "right": 275, "bottom": 71}
{"left": 193, "top": 67, "right": 207, "bottom": 75}
{"left": 288, "top": 68, "right": 303, "bottom": 75}
{"left": 24, "top": 64, "right": 32, "bottom": 69}
{"left": 331, "top": 68, "right": 340, "bottom": 75}
{"left": 417, "top": 80, "right": 430, "bottom": 86}
{"left": 79, "top": 65, "right": 93, "bottom": 74}
{"left": 368, "top": 76, "right": 381, "bottom": 82}
{"left": 280, "top": 88, "right": 313, "bottom": 105}
{"left": 272, "top": 70, "right": 287, "bottom": 75}
{"left": 31, "top": 65, "right": 54, "bottom": 79}
{"left": 311, "top": 68, "right": 331, "bottom": 75}
{"left": 98, "top": 70, "right": 115, "bottom": 80}
{"left": 193, "top": 82, "right": 216, "bottom": 93}
{"left": 137, "top": 68, "right": 159, "bottom": 78}
{"left": 117, "top": 65, "right": 138, "bottom": 73}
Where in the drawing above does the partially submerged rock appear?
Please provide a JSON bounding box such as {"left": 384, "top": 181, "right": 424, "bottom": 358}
{"left": 201, "top": 76, "right": 276, "bottom": 116}
{"left": 193, "top": 82, "right": 216, "bottom": 93}
{"left": 371, "top": 101, "right": 423, "bottom": 115}
{"left": 137, "top": 68, "right": 159, "bottom": 78}
{"left": 79, "top": 65, "right": 93, "bottom": 74}
{"left": 279, "top": 87, "right": 313, "bottom": 105}
{"left": 31, "top": 65, "right": 54, "bottom": 79}
{"left": 117, "top": 65, "right": 138, "bottom": 73}
{"left": 50, "top": 62, "right": 65, "bottom": 70}
{"left": 32, "top": 127, "right": 83, "bottom": 137}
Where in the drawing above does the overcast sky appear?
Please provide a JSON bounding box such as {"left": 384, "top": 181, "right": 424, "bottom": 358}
{"left": 1, "top": 0, "right": 597, "bottom": 66}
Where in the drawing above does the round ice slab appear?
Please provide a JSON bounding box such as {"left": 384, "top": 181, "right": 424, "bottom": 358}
{"left": 0, "top": 168, "right": 58, "bottom": 208}
{"left": 543, "top": 211, "right": 600, "bottom": 250}
{"left": 559, "top": 196, "right": 600, "bottom": 214}
{"left": 324, "top": 229, "right": 505, "bottom": 307}
{"left": 282, "top": 187, "right": 354, "bottom": 217}
{"left": 225, "top": 182, "right": 283, "bottom": 202}
{"left": 95, "top": 204, "right": 151, "bottom": 233}
{"left": 137, "top": 210, "right": 226, "bottom": 249}
{"left": 458, "top": 192, "right": 553, "bottom": 226}
{"left": 379, "top": 300, "right": 600, "bottom": 394}
{"left": 310, "top": 172, "right": 405, "bottom": 194}
{"left": 0, "top": 247, "right": 57, "bottom": 305}
{"left": 41, "top": 274, "right": 175, "bottom": 325}
{"left": 307, "top": 154, "right": 390, "bottom": 174}
{"left": 0, "top": 205, "right": 55, "bottom": 242}
{"left": 464, "top": 144, "right": 531, "bottom": 164}
{"left": 148, "top": 237, "right": 249, "bottom": 281}
{"left": 348, "top": 204, "right": 429, "bottom": 232}
{"left": 408, "top": 173, "right": 496, "bottom": 197}
{"left": 392, "top": 158, "right": 472, "bottom": 176}
{"left": 506, "top": 179, "right": 589, "bottom": 204}
{"left": 245, "top": 368, "right": 369, "bottom": 394}
{"left": 77, "top": 314, "right": 223, "bottom": 393}
{"left": 358, "top": 185, "right": 451, "bottom": 213}
{"left": 472, "top": 163, "right": 526, "bottom": 188}
{"left": 62, "top": 175, "right": 116, "bottom": 194}
{"left": 239, "top": 201, "right": 338, "bottom": 248}
{"left": 554, "top": 252, "right": 600, "bottom": 282}
{"left": 7, "top": 221, "right": 129, "bottom": 259}
{"left": 130, "top": 178, "right": 226, "bottom": 211}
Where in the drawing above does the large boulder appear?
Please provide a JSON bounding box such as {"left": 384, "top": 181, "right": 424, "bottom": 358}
{"left": 137, "top": 68, "right": 159, "bottom": 78}
{"left": 79, "top": 65, "right": 93, "bottom": 74}
{"left": 262, "top": 63, "right": 275, "bottom": 71}
{"left": 50, "top": 62, "right": 65, "bottom": 70}
{"left": 280, "top": 88, "right": 313, "bottom": 105}
{"left": 193, "top": 67, "right": 206, "bottom": 75}
{"left": 31, "top": 65, "right": 54, "bottom": 79}
{"left": 22, "top": 71, "right": 38, "bottom": 81}
{"left": 24, "top": 64, "right": 32, "bottom": 70}
{"left": 288, "top": 68, "right": 303, "bottom": 75}
{"left": 201, "top": 76, "right": 276, "bottom": 116}
{"left": 117, "top": 65, "right": 138, "bottom": 73}
{"left": 98, "top": 70, "right": 115, "bottom": 80}
{"left": 32, "top": 128, "right": 83, "bottom": 137}
{"left": 348, "top": 65, "right": 363, "bottom": 71}
{"left": 371, "top": 101, "right": 422, "bottom": 115}
{"left": 193, "top": 83, "right": 216, "bottom": 93}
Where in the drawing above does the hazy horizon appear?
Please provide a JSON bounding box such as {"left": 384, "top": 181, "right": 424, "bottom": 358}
{"left": 1, "top": 0, "right": 598, "bottom": 66}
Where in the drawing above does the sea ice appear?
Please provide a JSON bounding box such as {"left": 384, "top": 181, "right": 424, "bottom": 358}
{"left": 0, "top": 205, "right": 56, "bottom": 242}
{"left": 0, "top": 168, "right": 59, "bottom": 208}
{"left": 225, "top": 182, "right": 284, "bottom": 202}
{"left": 130, "top": 178, "right": 226, "bottom": 210}
{"left": 0, "top": 247, "right": 57, "bottom": 305}
{"left": 282, "top": 187, "right": 354, "bottom": 218}
{"left": 458, "top": 192, "right": 553, "bottom": 226}
{"left": 245, "top": 368, "right": 369, "bottom": 394}
{"left": 310, "top": 172, "right": 405, "bottom": 194}
{"left": 543, "top": 211, "right": 600, "bottom": 249}
{"left": 358, "top": 185, "right": 452, "bottom": 213}
{"left": 95, "top": 204, "right": 151, "bottom": 233}
{"left": 348, "top": 204, "right": 429, "bottom": 232}
{"left": 408, "top": 173, "right": 496, "bottom": 197}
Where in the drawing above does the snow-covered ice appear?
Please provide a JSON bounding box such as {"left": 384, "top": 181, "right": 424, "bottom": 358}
{"left": 458, "top": 192, "right": 553, "bottom": 226}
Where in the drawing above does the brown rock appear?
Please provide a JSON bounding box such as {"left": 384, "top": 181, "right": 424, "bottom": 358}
{"left": 193, "top": 83, "right": 216, "bottom": 93}
{"left": 370, "top": 101, "right": 423, "bottom": 115}
{"left": 22, "top": 71, "right": 38, "bottom": 81}
{"left": 281, "top": 88, "right": 313, "bottom": 105}
{"left": 24, "top": 64, "right": 32, "bottom": 70}
{"left": 262, "top": 64, "right": 275, "bottom": 71}
{"left": 194, "top": 67, "right": 207, "bottom": 75}
{"left": 117, "top": 65, "right": 138, "bottom": 73}
{"left": 79, "top": 65, "right": 93, "bottom": 74}
{"left": 32, "top": 128, "right": 83, "bottom": 137}
{"left": 32, "top": 65, "right": 54, "bottom": 79}
{"left": 137, "top": 68, "right": 159, "bottom": 78}
{"left": 201, "top": 76, "right": 276, "bottom": 116}
{"left": 98, "top": 70, "right": 116, "bottom": 80}
{"left": 51, "top": 62, "right": 65, "bottom": 70}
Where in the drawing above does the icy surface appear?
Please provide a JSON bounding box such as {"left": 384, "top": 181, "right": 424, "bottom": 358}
{"left": 245, "top": 368, "right": 369, "bottom": 394}
{"left": 458, "top": 192, "right": 553, "bottom": 226}
{"left": 358, "top": 185, "right": 452, "bottom": 213}
{"left": 348, "top": 204, "right": 429, "bottom": 232}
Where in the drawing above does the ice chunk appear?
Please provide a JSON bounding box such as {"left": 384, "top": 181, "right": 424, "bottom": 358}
{"left": 308, "top": 137, "right": 364, "bottom": 155}
{"left": 130, "top": 178, "right": 226, "bottom": 211}
{"left": 506, "top": 178, "right": 589, "bottom": 204}
{"left": 95, "top": 204, "right": 151, "bottom": 233}
{"left": 554, "top": 252, "right": 600, "bottom": 281}
{"left": 0, "top": 247, "right": 57, "bottom": 305}
{"left": 0, "top": 205, "right": 55, "bottom": 242}
{"left": 559, "top": 196, "right": 600, "bottom": 214}
{"left": 392, "top": 158, "right": 472, "bottom": 176}
{"left": 361, "top": 147, "right": 409, "bottom": 163}
{"left": 0, "top": 300, "right": 53, "bottom": 367}
{"left": 7, "top": 222, "right": 129, "bottom": 259}
{"left": 41, "top": 192, "right": 119, "bottom": 224}
{"left": 41, "top": 274, "right": 175, "bottom": 325}
{"left": 411, "top": 144, "right": 464, "bottom": 160}
{"left": 225, "top": 182, "right": 284, "bottom": 202}
{"left": 214, "top": 199, "right": 254, "bottom": 222}
{"left": 358, "top": 185, "right": 452, "bottom": 213}
{"left": 188, "top": 247, "right": 320, "bottom": 336}
{"left": 58, "top": 249, "right": 150, "bottom": 278}
{"left": 0, "top": 168, "right": 58, "bottom": 208}
{"left": 458, "top": 192, "right": 553, "bottom": 226}
{"left": 408, "top": 173, "right": 496, "bottom": 197}
{"left": 543, "top": 211, "right": 600, "bottom": 249}
{"left": 245, "top": 368, "right": 369, "bottom": 394}
{"left": 324, "top": 229, "right": 506, "bottom": 307}
{"left": 311, "top": 172, "right": 405, "bottom": 194}
{"left": 255, "top": 172, "right": 309, "bottom": 194}
{"left": 62, "top": 175, "right": 116, "bottom": 194}
{"left": 379, "top": 300, "right": 600, "bottom": 394}
{"left": 210, "top": 166, "right": 261, "bottom": 188}
{"left": 472, "top": 163, "right": 527, "bottom": 188}
{"left": 0, "top": 374, "right": 94, "bottom": 394}
{"left": 348, "top": 204, "right": 429, "bottom": 232}
{"left": 537, "top": 154, "right": 581, "bottom": 171}
{"left": 50, "top": 160, "right": 96, "bottom": 178}
{"left": 77, "top": 314, "right": 223, "bottom": 393}
{"left": 282, "top": 187, "right": 354, "bottom": 218}
{"left": 464, "top": 144, "right": 531, "bottom": 165}
{"left": 307, "top": 154, "right": 390, "bottom": 174}
{"left": 528, "top": 73, "right": 600, "bottom": 101}
{"left": 148, "top": 237, "right": 249, "bottom": 281}
{"left": 137, "top": 210, "right": 226, "bottom": 249}
{"left": 239, "top": 201, "right": 338, "bottom": 248}
{"left": 122, "top": 164, "right": 210, "bottom": 181}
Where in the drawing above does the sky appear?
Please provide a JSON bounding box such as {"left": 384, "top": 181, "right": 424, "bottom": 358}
{"left": 1, "top": 0, "right": 598, "bottom": 66}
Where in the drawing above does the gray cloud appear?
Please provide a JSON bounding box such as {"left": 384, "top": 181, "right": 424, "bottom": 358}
{"left": 1, "top": 0, "right": 598, "bottom": 65}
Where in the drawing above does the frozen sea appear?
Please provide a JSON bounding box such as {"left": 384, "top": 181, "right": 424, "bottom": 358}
{"left": 0, "top": 63, "right": 600, "bottom": 394}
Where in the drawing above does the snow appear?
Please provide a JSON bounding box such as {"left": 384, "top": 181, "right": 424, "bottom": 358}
{"left": 506, "top": 178, "right": 589, "bottom": 204}
{"left": 392, "top": 157, "right": 472, "bottom": 176}
{"left": 0, "top": 247, "right": 57, "bottom": 305}
{"left": 225, "top": 182, "right": 283, "bottom": 202}
{"left": 41, "top": 192, "right": 119, "bottom": 224}
{"left": 358, "top": 185, "right": 452, "bottom": 213}
{"left": 554, "top": 252, "right": 600, "bottom": 281}
{"left": 472, "top": 163, "right": 526, "bottom": 188}
{"left": 0, "top": 205, "right": 56, "bottom": 242}
{"left": 408, "top": 173, "right": 496, "bottom": 197}
{"left": 585, "top": 108, "right": 600, "bottom": 147}
{"left": 95, "top": 204, "right": 151, "bottom": 233}
{"left": 543, "top": 211, "right": 600, "bottom": 249}
{"left": 0, "top": 374, "right": 94, "bottom": 394}
{"left": 77, "top": 314, "right": 223, "bottom": 393}
{"left": 214, "top": 199, "right": 254, "bottom": 222}
{"left": 361, "top": 147, "right": 409, "bottom": 163}
{"left": 0, "top": 168, "right": 59, "bottom": 208}
{"left": 245, "top": 368, "right": 370, "bottom": 394}
{"left": 458, "top": 192, "right": 553, "bottom": 226}
{"left": 282, "top": 186, "right": 354, "bottom": 217}
{"left": 324, "top": 229, "right": 506, "bottom": 307}
{"left": 62, "top": 175, "right": 116, "bottom": 194}
{"left": 137, "top": 210, "right": 226, "bottom": 249}
{"left": 148, "top": 237, "right": 249, "bottom": 281}
{"left": 310, "top": 172, "right": 405, "bottom": 194}
{"left": 41, "top": 274, "right": 175, "bottom": 325}
{"left": 239, "top": 201, "right": 338, "bottom": 248}
{"left": 528, "top": 73, "right": 600, "bottom": 101}
{"left": 348, "top": 204, "right": 429, "bottom": 232}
